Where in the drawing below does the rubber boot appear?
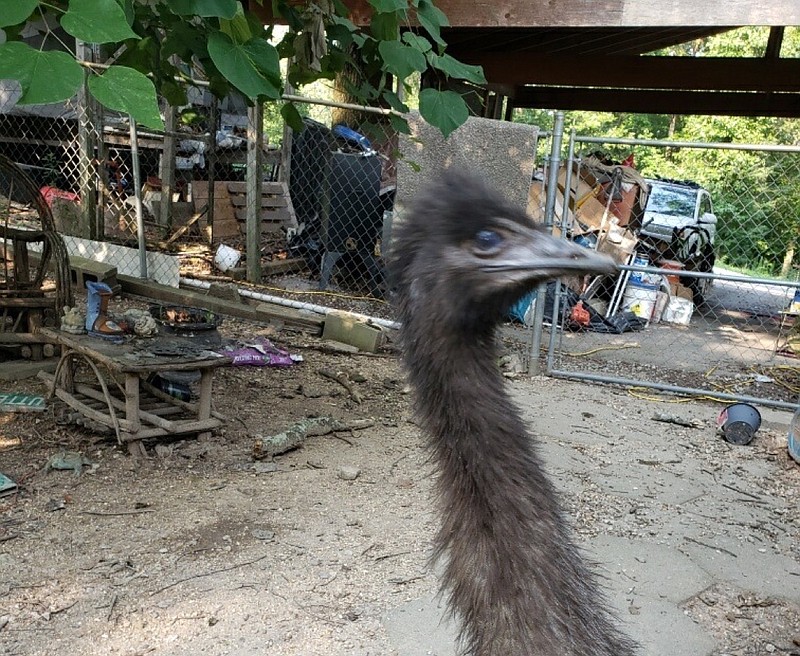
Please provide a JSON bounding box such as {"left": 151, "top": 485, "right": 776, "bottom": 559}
{"left": 85, "top": 281, "right": 124, "bottom": 342}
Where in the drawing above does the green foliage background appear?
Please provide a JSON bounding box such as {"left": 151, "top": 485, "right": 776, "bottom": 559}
{"left": 516, "top": 28, "right": 800, "bottom": 278}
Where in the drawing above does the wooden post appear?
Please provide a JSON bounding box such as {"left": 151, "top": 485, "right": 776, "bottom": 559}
{"left": 125, "top": 373, "right": 141, "bottom": 435}
{"left": 76, "top": 40, "right": 98, "bottom": 239}
{"left": 207, "top": 97, "right": 218, "bottom": 242}
{"left": 246, "top": 102, "right": 264, "bottom": 283}
{"left": 197, "top": 369, "right": 213, "bottom": 439}
{"left": 159, "top": 105, "right": 177, "bottom": 228}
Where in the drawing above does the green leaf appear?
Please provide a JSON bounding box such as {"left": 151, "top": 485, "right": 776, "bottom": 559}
{"left": 402, "top": 32, "right": 432, "bottom": 53}
{"left": 119, "top": 0, "right": 135, "bottom": 25}
{"left": 419, "top": 88, "right": 468, "bottom": 138}
{"left": 167, "top": 0, "right": 239, "bottom": 19}
{"left": 162, "top": 21, "right": 208, "bottom": 60}
{"left": 370, "top": 12, "right": 398, "bottom": 41}
{"left": 0, "top": 42, "right": 83, "bottom": 104}
{"left": 331, "top": 14, "right": 358, "bottom": 32}
{"left": 61, "top": 0, "right": 139, "bottom": 43}
{"left": 381, "top": 89, "right": 409, "bottom": 113}
{"left": 281, "top": 102, "right": 304, "bottom": 133}
{"left": 368, "top": 0, "right": 408, "bottom": 11}
{"left": 0, "top": 0, "right": 38, "bottom": 28}
{"left": 219, "top": 4, "right": 253, "bottom": 43}
{"left": 427, "top": 53, "right": 486, "bottom": 84}
{"left": 416, "top": 0, "right": 448, "bottom": 46}
{"left": 87, "top": 65, "right": 164, "bottom": 130}
{"left": 161, "top": 79, "right": 188, "bottom": 107}
{"left": 207, "top": 32, "right": 281, "bottom": 100}
{"left": 389, "top": 113, "right": 411, "bottom": 135}
{"left": 378, "top": 40, "right": 426, "bottom": 80}
{"left": 115, "top": 35, "right": 158, "bottom": 74}
{"left": 327, "top": 22, "right": 354, "bottom": 48}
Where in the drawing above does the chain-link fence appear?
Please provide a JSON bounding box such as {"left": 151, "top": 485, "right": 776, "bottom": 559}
{"left": 5, "top": 75, "right": 800, "bottom": 409}
{"left": 542, "top": 133, "right": 800, "bottom": 409}
{"left": 0, "top": 82, "right": 400, "bottom": 311}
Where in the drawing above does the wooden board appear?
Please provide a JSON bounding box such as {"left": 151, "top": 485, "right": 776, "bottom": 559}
{"left": 195, "top": 180, "right": 297, "bottom": 242}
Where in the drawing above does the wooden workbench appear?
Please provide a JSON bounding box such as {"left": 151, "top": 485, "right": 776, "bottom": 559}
{"left": 38, "top": 328, "right": 231, "bottom": 456}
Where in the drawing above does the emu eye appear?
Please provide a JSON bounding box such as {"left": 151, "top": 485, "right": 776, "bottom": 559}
{"left": 474, "top": 229, "right": 503, "bottom": 252}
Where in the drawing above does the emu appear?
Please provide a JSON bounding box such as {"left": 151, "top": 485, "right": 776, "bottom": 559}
{"left": 390, "top": 170, "right": 638, "bottom": 656}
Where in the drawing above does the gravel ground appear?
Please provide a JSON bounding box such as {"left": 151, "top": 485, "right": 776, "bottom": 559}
{"left": 0, "top": 308, "right": 798, "bottom": 656}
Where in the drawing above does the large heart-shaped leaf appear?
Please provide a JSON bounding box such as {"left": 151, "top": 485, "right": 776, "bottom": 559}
{"left": 168, "top": 0, "right": 239, "bottom": 19}
{"left": 368, "top": 0, "right": 408, "bottom": 12}
{"left": 88, "top": 65, "right": 164, "bottom": 130}
{"left": 419, "top": 88, "right": 468, "bottom": 139}
{"left": 378, "top": 40, "right": 426, "bottom": 80}
{"left": 61, "top": 0, "right": 139, "bottom": 43}
{"left": 281, "top": 102, "right": 304, "bottom": 133}
{"left": 207, "top": 32, "right": 281, "bottom": 100}
{"left": 427, "top": 53, "right": 486, "bottom": 84}
{"left": 381, "top": 89, "right": 409, "bottom": 113}
{"left": 416, "top": 0, "right": 448, "bottom": 46}
{"left": 402, "top": 32, "right": 432, "bottom": 53}
{"left": 0, "top": 42, "right": 83, "bottom": 104}
{"left": 0, "top": 0, "right": 38, "bottom": 28}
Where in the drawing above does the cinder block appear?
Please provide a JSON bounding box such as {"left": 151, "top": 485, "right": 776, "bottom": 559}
{"left": 322, "top": 311, "right": 385, "bottom": 353}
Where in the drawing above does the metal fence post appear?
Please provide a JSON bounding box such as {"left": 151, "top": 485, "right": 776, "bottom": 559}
{"left": 128, "top": 117, "right": 148, "bottom": 279}
{"left": 529, "top": 111, "right": 564, "bottom": 374}
{"left": 246, "top": 102, "right": 264, "bottom": 283}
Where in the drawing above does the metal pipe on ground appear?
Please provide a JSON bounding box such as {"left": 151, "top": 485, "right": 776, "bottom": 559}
{"left": 179, "top": 277, "right": 401, "bottom": 331}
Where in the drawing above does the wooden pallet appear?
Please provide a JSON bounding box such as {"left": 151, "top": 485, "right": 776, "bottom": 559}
{"left": 193, "top": 180, "right": 297, "bottom": 241}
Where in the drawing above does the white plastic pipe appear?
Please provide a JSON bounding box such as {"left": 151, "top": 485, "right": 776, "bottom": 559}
{"left": 180, "top": 277, "right": 400, "bottom": 331}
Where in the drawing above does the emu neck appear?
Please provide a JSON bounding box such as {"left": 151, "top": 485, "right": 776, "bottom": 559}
{"left": 407, "top": 328, "right": 527, "bottom": 456}
{"left": 402, "top": 316, "right": 638, "bottom": 656}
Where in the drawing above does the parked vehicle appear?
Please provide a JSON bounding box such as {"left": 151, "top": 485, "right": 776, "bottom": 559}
{"left": 639, "top": 178, "right": 718, "bottom": 304}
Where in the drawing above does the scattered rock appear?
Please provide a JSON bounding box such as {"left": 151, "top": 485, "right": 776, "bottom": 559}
{"left": 337, "top": 466, "right": 361, "bottom": 481}
{"left": 251, "top": 462, "right": 279, "bottom": 474}
{"left": 252, "top": 528, "right": 276, "bottom": 541}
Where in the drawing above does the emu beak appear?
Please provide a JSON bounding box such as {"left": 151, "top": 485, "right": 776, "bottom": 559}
{"left": 482, "top": 223, "right": 618, "bottom": 281}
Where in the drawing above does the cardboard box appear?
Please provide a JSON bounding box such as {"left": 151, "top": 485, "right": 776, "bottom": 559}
{"left": 670, "top": 282, "right": 694, "bottom": 301}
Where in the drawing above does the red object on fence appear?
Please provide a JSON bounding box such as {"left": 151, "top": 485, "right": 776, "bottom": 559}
{"left": 39, "top": 186, "right": 79, "bottom": 207}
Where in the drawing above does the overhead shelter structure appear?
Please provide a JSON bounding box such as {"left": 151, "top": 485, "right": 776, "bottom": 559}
{"left": 255, "top": 0, "right": 800, "bottom": 120}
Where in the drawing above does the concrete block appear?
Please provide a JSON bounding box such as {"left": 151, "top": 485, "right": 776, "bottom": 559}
{"left": 322, "top": 311, "right": 385, "bottom": 352}
{"left": 205, "top": 282, "right": 242, "bottom": 303}
{"left": 0, "top": 357, "right": 58, "bottom": 381}
{"left": 396, "top": 112, "right": 539, "bottom": 213}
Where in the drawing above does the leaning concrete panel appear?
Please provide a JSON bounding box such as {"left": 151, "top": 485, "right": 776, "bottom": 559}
{"left": 396, "top": 112, "right": 539, "bottom": 210}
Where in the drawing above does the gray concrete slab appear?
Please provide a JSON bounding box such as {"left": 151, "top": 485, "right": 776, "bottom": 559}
{"left": 396, "top": 112, "right": 539, "bottom": 211}
{"left": 381, "top": 375, "right": 798, "bottom": 655}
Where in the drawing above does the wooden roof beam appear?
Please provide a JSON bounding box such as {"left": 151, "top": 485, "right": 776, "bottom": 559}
{"left": 462, "top": 55, "right": 800, "bottom": 92}
{"left": 512, "top": 87, "right": 800, "bottom": 117}
{"left": 251, "top": 1, "right": 798, "bottom": 27}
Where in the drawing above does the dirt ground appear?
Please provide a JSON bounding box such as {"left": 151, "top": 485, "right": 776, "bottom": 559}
{"left": 1, "top": 309, "right": 799, "bottom": 656}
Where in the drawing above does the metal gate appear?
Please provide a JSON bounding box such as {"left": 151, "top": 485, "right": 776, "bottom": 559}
{"left": 544, "top": 134, "right": 800, "bottom": 410}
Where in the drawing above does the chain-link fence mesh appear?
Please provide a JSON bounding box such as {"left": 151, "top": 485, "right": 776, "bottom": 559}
{"left": 543, "top": 134, "right": 800, "bottom": 409}
{"left": 0, "top": 84, "right": 399, "bottom": 316}
{"left": 5, "top": 77, "right": 800, "bottom": 408}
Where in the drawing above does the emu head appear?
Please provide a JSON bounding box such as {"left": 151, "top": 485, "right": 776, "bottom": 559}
{"left": 390, "top": 169, "right": 617, "bottom": 335}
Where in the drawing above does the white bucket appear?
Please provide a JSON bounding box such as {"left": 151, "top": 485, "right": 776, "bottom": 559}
{"left": 214, "top": 244, "right": 241, "bottom": 272}
{"left": 630, "top": 255, "right": 660, "bottom": 286}
{"left": 622, "top": 281, "right": 658, "bottom": 322}
{"left": 662, "top": 297, "right": 694, "bottom": 325}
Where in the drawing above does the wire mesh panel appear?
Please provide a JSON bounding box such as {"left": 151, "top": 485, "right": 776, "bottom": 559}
{"left": 545, "top": 134, "right": 800, "bottom": 409}
{"left": 284, "top": 113, "right": 395, "bottom": 300}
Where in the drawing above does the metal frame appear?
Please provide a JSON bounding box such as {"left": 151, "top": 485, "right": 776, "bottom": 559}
{"left": 541, "top": 131, "right": 800, "bottom": 410}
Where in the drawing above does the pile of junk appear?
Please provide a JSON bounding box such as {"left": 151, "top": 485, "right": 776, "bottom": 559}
{"left": 520, "top": 154, "right": 716, "bottom": 332}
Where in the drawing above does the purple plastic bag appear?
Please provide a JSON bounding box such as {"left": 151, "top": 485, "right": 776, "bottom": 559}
{"left": 223, "top": 337, "right": 302, "bottom": 367}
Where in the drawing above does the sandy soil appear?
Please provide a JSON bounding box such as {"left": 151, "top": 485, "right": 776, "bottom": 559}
{"left": 1, "top": 314, "right": 799, "bottom": 656}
